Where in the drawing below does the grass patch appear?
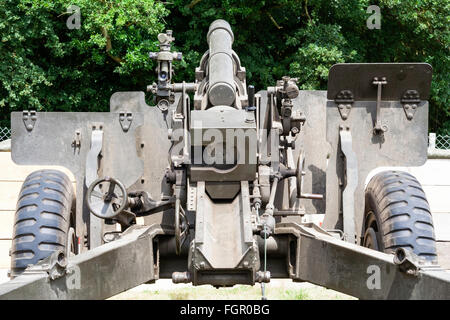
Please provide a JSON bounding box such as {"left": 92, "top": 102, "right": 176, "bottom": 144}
{"left": 280, "top": 289, "right": 309, "bottom": 300}
{"left": 110, "top": 283, "right": 356, "bottom": 300}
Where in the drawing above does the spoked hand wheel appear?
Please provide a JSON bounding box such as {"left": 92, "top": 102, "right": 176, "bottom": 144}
{"left": 296, "top": 149, "right": 306, "bottom": 198}
{"left": 87, "top": 177, "right": 128, "bottom": 219}
{"left": 175, "top": 198, "right": 189, "bottom": 255}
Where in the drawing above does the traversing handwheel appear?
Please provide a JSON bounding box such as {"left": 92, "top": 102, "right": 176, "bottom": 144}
{"left": 175, "top": 198, "right": 189, "bottom": 255}
{"left": 296, "top": 149, "right": 306, "bottom": 198}
{"left": 87, "top": 177, "right": 128, "bottom": 219}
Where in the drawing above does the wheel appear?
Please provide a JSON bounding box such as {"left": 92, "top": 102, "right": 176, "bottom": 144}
{"left": 296, "top": 149, "right": 305, "bottom": 198}
{"left": 10, "top": 170, "right": 75, "bottom": 278}
{"left": 362, "top": 170, "right": 437, "bottom": 262}
{"left": 86, "top": 177, "right": 128, "bottom": 219}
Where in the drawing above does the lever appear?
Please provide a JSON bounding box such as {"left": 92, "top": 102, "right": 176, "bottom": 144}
{"left": 372, "top": 77, "right": 388, "bottom": 135}
{"left": 247, "top": 85, "right": 256, "bottom": 111}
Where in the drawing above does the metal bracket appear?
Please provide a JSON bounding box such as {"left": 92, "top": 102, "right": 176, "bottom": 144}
{"left": 22, "top": 110, "right": 37, "bottom": 131}
{"left": 401, "top": 89, "right": 420, "bottom": 120}
{"left": 393, "top": 247, "right": 441, "bottom": 276}
{"left": 119, "top": 112, "right": 133, "bottom": 132}
{"left": 335, "top": 90, "right": 353, "bottom": 120}
{"left": 339, "top": 125, "right": 358, "bottom": 243}
{"left": 85, "top": 124, "right": 103, "bottom": 186}
{"left": 187, "top": 182, "right": 197, "bottom": 211}
{"left": 86, "top": 124, "right": 104, "bottom": 249}
{"left": 72, "top": 130, "right": 81, "bottom": 153}
{"left": 393, "top": 247, "right": 421, "bottom": 276}
{"left": 372, "top": 77, "right": 388, "bottom": 135}
{"left": 172, "top": 112, "right": 184, "bottom": 123}
{"left": 22, "top": 250, "right": 67, "bottom": 280}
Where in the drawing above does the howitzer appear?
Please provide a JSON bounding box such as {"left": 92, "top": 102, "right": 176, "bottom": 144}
{"left": 1, "top": 20, "right": 449, "bottom": 299}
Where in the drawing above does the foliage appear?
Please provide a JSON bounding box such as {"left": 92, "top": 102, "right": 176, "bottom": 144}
{"left": 0, "top": 0, "right": 167, "bottom": 126}
{"left": 0, "top": 0, "right": 448, "bottom": 133}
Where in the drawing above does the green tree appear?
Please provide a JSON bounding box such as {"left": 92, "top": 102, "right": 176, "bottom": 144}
{"left": 0, "top": 0, "right": 167, "bottom": 126}
{"left": 0, "top": 0, "right": 448, "bottom": 133}
{"left": 167, "top": 0, "right": 449, "bottom": 133}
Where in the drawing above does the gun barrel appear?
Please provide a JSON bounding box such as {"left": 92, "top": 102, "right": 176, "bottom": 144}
{"left": 207, "top": 20, "right": 236, "bottom": 107}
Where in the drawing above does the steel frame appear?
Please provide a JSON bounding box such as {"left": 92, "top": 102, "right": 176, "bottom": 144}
{"left": 1, "top": 222, "right": 448, "bottom": 300}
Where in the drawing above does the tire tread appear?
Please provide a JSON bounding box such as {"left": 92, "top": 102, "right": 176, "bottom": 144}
{"left": 365, "top": 170, "right": 437, "bottom": 261}
{"left": 10, "top": 170, "right": 73, "bottom": 277}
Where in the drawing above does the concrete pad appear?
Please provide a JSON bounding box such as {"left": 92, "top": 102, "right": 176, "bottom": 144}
{"left": 0, "top": 268, "right": 8, "bottom": 285}
{"left": 0, "top": 152, "right": 75, "bottom": 182}
{"left": 433, "top": 212, "right": 450, "bottom": 241}
{"left": 0, "top": 181, "right": 76, "bottom": 211}
{"left": 408, "top": 160, "right": 450, "bottom": 186}
{"left": 0, "top": 139, "right": 11, "bottom": 152}
{"left": 0, "top": 240, "right": 11, "bottom": 269}
{"left": 422, "top": 186, "right": 450, "bottom": 214}
{"left": 0, "top": 211, "right": 13, "bottom": 239}
{"left": 437, "top": 242, "right": 450, "bottom": 270}
{"left": 0, "top": 182, "right": 22, "bottom": 211}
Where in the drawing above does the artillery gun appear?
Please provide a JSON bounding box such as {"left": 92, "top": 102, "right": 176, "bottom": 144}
{"left": 1, "top": 20, "right": 449, "bottom": 299}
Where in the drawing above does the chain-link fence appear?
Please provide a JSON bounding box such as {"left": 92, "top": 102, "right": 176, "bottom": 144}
{"left": 435, "top": 134, "right": 450, "bottom": 150}
{"left": 429, "top": 133, "right": 450, "bottom": 150}
{"left": 0, "top": 127, "right": 10, "bottom": 142}
{"left": 427, "top": 133, "right": 450, "bottom": 158}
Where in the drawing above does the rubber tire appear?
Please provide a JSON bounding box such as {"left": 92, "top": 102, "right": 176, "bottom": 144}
{"left": 10, "top": 170, "right": 74, "bottom": 278}
{"left": 363, "top": 170, "right": 437, "bottom": 262}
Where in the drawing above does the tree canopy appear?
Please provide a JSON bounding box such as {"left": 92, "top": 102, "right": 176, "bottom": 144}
{"left": 1, "top": 0, "right": 449, "bottom": 133}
